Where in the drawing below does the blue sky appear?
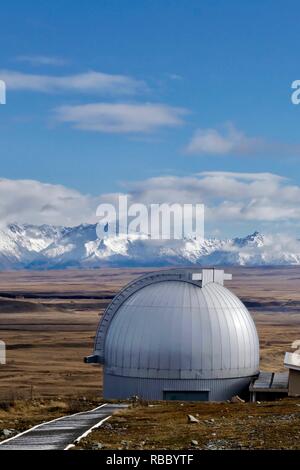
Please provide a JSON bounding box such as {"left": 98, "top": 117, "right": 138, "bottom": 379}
{"left": 1, "top": 1, "right": 300, "bottom": 237}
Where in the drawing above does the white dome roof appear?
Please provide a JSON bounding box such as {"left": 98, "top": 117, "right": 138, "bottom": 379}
{"left": 94, "top": 269, "right": 259, "bottom": 380}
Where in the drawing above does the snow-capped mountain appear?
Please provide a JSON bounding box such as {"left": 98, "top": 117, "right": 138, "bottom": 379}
{"left": 0, "top": 223, "right": 299, "bottom": 269}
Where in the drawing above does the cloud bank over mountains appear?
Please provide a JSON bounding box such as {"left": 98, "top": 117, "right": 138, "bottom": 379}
{"left": 0, "top": 171, "right": 299, "bottom": 238}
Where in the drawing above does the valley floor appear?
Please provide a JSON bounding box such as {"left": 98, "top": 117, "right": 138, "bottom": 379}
{"left": 0, "top": 267, "right": 300, "bottom": 450}
{"left": 0, "top": 267, "right": 300, "bottom": 399}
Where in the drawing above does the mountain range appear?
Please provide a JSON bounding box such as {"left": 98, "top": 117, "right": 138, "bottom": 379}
{"left": 0, "top": 223, "right": 299, "bottom": 269}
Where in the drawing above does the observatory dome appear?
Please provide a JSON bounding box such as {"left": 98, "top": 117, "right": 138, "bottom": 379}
{"left": 86, "top": 269, "right": 260, "bottom": 401}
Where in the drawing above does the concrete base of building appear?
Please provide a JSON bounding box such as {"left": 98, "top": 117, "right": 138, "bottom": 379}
{"left": 104, "top": 373, "right": 254, "bottom": 401}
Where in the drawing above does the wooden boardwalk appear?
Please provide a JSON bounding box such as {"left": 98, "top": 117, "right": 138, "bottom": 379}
{"left": 0, "top": 403, "right": 127, "bottom": 450}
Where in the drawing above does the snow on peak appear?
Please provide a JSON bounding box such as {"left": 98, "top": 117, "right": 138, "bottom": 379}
{"left": 0, "top": 223, "right": 298, "bottom": 269}
{"left": 233, "top": 231, "right": 265, "bottom": 248}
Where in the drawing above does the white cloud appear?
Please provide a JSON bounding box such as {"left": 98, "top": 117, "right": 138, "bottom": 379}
{"left": 54, "top": 102, "right": 187, "bottom": 133}
{"left": 15, "top": 55, "right": 68, "bottom": 67}
{"left": 0, "top": 178, "right": 99, "bottom": 227}
{"left": 123, "top": 171, "right": 300, "bottom": 224}
{"left": 0, "top": 70, "right": 145, "bottom": 95}
{"left": 1, "top": 172, "right": 300, "bottom": 235}
{"left": 198, "top": 171, "right": 285, "bottom": 182}
{"left": 185, "top": 123, "right": 300, "bottom": 156}
{"left": 167, "top": 73, "right": 183, "bottom": 81}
